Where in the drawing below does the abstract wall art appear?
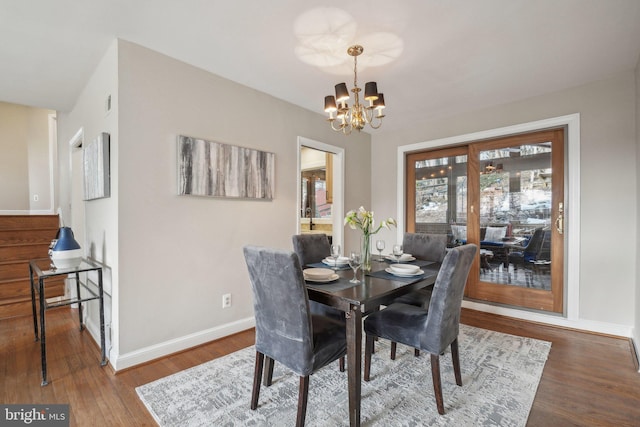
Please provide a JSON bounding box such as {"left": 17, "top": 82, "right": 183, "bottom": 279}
{"left": 83, "top": 132, "right": 110, "bottom": 201}
{"left": 177, "top": 135, "right": 275, "bottom": 200}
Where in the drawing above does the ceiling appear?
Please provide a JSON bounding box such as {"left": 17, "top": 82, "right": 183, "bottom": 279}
{"left": 1, "top": 0, "right": 640, "bottom": 132}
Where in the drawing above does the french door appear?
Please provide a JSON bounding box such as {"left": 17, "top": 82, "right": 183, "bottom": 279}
{"left": 406, "top": 128, "right": 565, "bottom": 313}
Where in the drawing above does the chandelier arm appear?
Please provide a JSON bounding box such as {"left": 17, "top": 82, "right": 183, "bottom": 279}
{"left": 329, "top": 120, "right": 345, "bottom": 133}
{"left": 363, "top": 106, "right": 374, "bottom": 124}
{"left": 368, "top": 119, "right": 383, "bottom": 129}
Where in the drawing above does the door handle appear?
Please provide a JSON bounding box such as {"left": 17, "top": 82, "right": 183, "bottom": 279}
{"left": 555, "top": 202, "right": 564, "bottom": 235}
{"left": 555, "top": 214, "right": 563, "bottom": 235}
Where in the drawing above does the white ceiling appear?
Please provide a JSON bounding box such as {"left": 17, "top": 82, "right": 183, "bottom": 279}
{"left": 1, "top": 0, "right": 639, "bottom": 132}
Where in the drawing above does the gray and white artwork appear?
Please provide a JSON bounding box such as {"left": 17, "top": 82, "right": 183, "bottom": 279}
{"left": 178, "top": 136, "right": 275, "bottom": 200}
{"left": 83, "top": 132, "right": 110, "bottom": 201}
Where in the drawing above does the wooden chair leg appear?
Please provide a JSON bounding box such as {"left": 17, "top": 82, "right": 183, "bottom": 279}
{"left": 296, "top": 376, "right": 310, "bottom": 427}
{"left": 414, "top": 348, "right": 420, "bottom": 357}
{"left": 430, "top": 354, "right": 445, "bottom": 415}
{"left": 370, "top": 307, "right": 379, "bottom": 355}
{"left": 390, "top": 342, "right": 397, "bottom": 360}
{"left": 364, "top": 334, "right": 374, "bottom": 381}
{"left": 451, "top": 338, "right": 462, "bottom": 386}
{"left": 263, "top": 356, "right": 274, "bottom": 386}
{"left": 339, "top": 356, "right": 345, "bottom": 372}
{"left": 251, "top": 351, "right": 264, "bottom": 410}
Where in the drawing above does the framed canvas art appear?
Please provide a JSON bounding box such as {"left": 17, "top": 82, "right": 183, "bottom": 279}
{"left": 177, "top": 135, "right": 275, "bottom": 200}
{"left": 83, "top": 132, "right": 110, "bottom": 201}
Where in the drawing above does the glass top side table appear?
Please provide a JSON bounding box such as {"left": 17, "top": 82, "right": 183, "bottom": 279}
{"left": 29, "top": 258, "right": 107, "bottom": 386}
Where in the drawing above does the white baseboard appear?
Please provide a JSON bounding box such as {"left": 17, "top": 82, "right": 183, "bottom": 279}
{"left": 104, "top": 317, "right": 255, "bottom": 371}
{"left": 462, "top": 300, "right": 633, "bottom": 338}
{"left": 0, "top": 209, "right": 55, "bottom": 214}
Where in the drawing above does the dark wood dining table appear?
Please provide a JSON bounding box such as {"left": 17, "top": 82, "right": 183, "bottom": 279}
{"left": 305, "top": 257, "right": 440, "bottom": 427}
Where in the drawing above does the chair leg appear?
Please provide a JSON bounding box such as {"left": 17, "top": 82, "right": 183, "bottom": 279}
{"left": 390, "top": 342, "right": 397, "bottom": 360}
{"left": 364, "top": 334, "right": 374, "bottom": 381}
{"left": 430, "top": 354, "right": 445, "bottom": 415}
{"left": 451, "top": 338, "right": 462, "bottom": 386}
{"left": 339, "top": 356, "right": 345, "bottom": 372}
{"left": 263, "top": 356, "right": 274, "bottom": 386}
{"left": 251, "top": 351, "right": 264, "bottom": 410}
{"left": 296, "top": 376, "right": 310, "bottom": 427}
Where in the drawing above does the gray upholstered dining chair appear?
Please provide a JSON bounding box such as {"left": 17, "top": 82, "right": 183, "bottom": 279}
{"left": 291, "top": 233, "right": 332, "bottom": 267}
{"left": 391, "top": 232, "right": 447, "bottom": 306}
{"left": 243, "top": 245, "right": 347, "bottom": 427}
{"left": 292, "top": 234, "right": 344, "bottom": 322}
{"left": 363, "top": 244, "right": 477, "bottom": 415}
{"left": 387, "top": 232, "right": 448, "bottom": 359}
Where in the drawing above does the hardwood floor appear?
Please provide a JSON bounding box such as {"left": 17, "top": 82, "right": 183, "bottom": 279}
{"left": 1, "top": 307, "right": 639, "bottom": 426}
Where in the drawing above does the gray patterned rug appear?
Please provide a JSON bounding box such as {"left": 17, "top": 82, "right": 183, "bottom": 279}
{"left": 136, "top": 325, "right": 550, "bottom": 426}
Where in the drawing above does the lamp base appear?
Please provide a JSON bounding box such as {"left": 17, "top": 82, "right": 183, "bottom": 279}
{"left": 50, "top": 249, "right": 82, "bottom": 269}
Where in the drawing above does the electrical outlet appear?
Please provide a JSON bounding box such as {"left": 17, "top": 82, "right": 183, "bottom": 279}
{"left": 222, "top": 293, "right": 232, "bottom": 308}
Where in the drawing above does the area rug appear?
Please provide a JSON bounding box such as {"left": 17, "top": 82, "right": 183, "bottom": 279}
{"left": 136, "top": 325, "right": 551, "bottom": 426}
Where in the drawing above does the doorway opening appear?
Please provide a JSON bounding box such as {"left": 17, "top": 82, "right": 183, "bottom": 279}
{"left": 297, "top": 137, "right": 344, "bottom": 248}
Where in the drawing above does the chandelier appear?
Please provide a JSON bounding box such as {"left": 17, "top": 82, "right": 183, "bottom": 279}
{"left": 323, "top": 45, "right": 386, "bottom": 135}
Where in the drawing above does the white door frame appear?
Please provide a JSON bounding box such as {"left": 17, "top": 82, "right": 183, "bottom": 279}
{"left": 396, "top": 114, "right": 581, "bottom": 325}
{"left": 297, "top": 137, "right": 345, "bottom": 248}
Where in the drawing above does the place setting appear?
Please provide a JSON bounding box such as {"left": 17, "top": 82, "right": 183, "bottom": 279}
{"left": 383, "top": 244, "right": 415, "bottom": 263}
{"left": 302, "top": 267, "right": 339, "bottom": 283}
{"left": 305, "top": 244, "right": 351, "bottom": 271}
{"left": 384, "top": 263, "right": 424, "bottom": 278}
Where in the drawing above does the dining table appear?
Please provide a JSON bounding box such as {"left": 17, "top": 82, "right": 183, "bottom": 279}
{"left": 305, "top": 256, "right": 441, "bottom": 427}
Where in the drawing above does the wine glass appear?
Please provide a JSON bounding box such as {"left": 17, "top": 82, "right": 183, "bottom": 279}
{"left": 376, "top": 239, "right": 386, "bottom": 261}
{"left": 330, "top": 244, "right": 341, "bottom": 271}
{"left": 392, "top": 244, "right": 403, "bottom": 264}
{"left": 348, "top": 252, "right": 361, "bottom": 283}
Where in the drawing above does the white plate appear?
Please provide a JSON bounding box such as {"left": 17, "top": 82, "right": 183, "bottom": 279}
{"left": 385, "top": 267, "right": 424, "bottom": 277}
{"left": 303, "top": 267, "right": 334, "bottom": 280}
{"left": 322, "top": 257, "right": 349, "bottom": 266}
{"left": 389, "top": 263, "right": 421, "bottom": 274}
{"left": 385, "top": 255, "right": 416, "bottom": 262}
{"left": 305, "top": 273, "right": 340, "bottom": 283}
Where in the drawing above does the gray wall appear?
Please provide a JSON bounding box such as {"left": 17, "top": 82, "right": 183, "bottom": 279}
{"left": 58, "top": 40, "right": 371, "bottom": 369}
{"left": 635, "top": 55, "right": 640, "bottom": 359}
{"left": 56, "top": 40, "right": 118, "bottom": 358}
{"left": 372, "top": 70, "right": 637, "bottom": 332}
{"left": 0, "top": 102, "right": 53, "bottom": 212}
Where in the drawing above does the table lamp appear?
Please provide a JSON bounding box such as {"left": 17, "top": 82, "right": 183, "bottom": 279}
{"left": 49, "top": 226, "right": 82, "bottom": 269}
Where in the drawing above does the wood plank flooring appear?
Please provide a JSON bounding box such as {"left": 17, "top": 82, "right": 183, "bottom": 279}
{"left": 1, "top": 307, "right": 638, "bottom": 426}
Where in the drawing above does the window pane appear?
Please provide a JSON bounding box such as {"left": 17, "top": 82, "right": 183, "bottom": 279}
{"left": 413, "top": 154, "right": 467, "bottom": 236}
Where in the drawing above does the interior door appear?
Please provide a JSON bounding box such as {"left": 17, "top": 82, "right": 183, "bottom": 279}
{"left": 407, "top": 128, "right": 565, "bottom": 313}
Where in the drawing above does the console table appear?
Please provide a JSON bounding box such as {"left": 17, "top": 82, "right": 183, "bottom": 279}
{"left": 29, "top": 258, "right": 107, "bottom": 386}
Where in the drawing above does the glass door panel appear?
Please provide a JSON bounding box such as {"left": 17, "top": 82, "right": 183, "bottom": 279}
{"left": 478, "top": 144, "right": 552, "bottom": 289}
{"left": 407, "top": 147, "right": 468, "bottom": 241}
{"left": 467, "top": 129, "right": 564, "bottom": 313}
